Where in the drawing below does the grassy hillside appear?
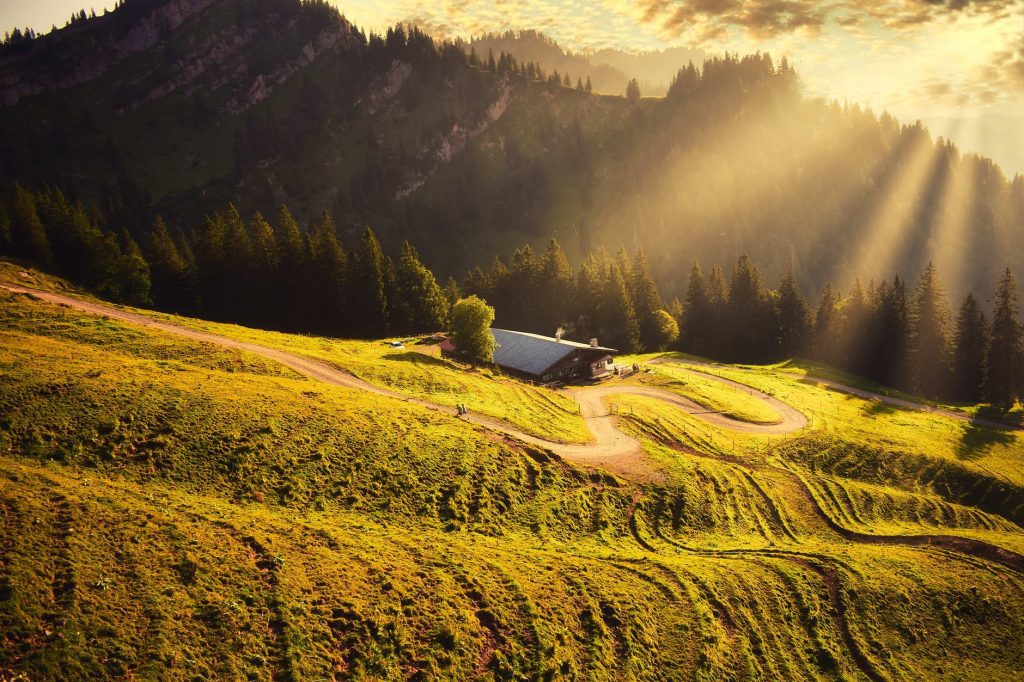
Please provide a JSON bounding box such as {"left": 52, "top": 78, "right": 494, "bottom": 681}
{"left": 2, "top": 267, "right": 1023, "bottom": 680}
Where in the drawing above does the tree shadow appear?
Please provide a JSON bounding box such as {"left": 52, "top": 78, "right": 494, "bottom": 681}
{"left": 384, "top": 350, "right": 454, "bottom": 368}
{"left": 973, "top": 404, "right": 1024, "bottom": 427}
{"left": 861, "top": 400, "right": 898, "bottom": 417}
{"left": 955, "top": 421, "right": 1015, "bottom": 461}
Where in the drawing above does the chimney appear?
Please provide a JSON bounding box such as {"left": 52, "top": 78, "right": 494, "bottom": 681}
{"left": 590, "top": 338, "right": 598, "bottom": 348}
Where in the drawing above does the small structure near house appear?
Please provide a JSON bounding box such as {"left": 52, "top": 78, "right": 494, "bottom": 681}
{"left": 488, "top": 329, "right": 617, "bottom": 383}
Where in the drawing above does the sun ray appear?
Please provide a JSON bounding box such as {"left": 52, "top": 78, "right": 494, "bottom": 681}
{"left": 844, "top": 122, "right": 942, "bottom": 285}
{"left": 926, "top": 131, "right": 977, "bottom": 302}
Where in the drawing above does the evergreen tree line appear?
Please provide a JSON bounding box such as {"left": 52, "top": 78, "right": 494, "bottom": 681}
{"left": 459, "top": 242, "right": 1023, "bottom": 406}
{"left": 0, "top": 186, "right": 449, "bottom": 338}
{"left": 677, "top": 256, "right": 1023, "bottom": 407}
{"left": 0, "top": 184, "right": 151, "bottom": 304}
{"left": 460, "top": 240, "right": 679, "bottom": 354}
{"left": 3, "top": 181, "right": 1020, "bottom": 407}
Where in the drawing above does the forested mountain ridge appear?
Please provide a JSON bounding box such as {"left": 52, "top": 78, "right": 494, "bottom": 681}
{"left": 463, "top": 29, "right": 707, "bottom": 97}
{"left": 1, "top": 0, "right": 1021, "bottom": 303}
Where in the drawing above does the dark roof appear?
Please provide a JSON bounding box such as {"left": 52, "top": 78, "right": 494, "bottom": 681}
{"left": 491, "top": 329, "right": 617, "bottom": 376}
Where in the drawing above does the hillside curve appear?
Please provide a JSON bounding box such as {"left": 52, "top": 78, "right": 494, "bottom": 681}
{"left": 651, "top": 356, "right": 1024, "bottom": 433}
{"left": 1, "top": 283, "right": 806, "bottom": 480}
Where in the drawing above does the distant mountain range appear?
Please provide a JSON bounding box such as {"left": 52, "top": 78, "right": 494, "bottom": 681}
{"left": 0, "top": 0, "right": 1020, "bottom": 301}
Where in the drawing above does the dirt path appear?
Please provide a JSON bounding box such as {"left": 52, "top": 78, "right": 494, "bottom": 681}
{"left": 2, "top": 284, "right": 807, "bottom": 481}
{"left": 653, "top": 356, "right": 1024, "bottom": 432}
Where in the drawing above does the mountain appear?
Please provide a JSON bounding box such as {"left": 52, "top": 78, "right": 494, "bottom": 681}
{"left": 0, "top": 0, "right": 1021, "bottom": 303}
{"left": 464, "top": 30, "right": 707, "bottom": 97}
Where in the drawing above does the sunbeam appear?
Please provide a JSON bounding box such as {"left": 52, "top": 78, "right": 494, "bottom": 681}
{"left": 844, "top": 122, "right": 942, "bottom": 285}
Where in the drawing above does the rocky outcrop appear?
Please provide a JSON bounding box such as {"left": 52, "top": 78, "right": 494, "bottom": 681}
{"left": 225, "top": 20, "right": 353, "bottom": 114}
{"left": 395, "top": 81, "right": 513, "bottom": 199}
{"left": 358, "top": 60, "right": 413, "bottom": 117}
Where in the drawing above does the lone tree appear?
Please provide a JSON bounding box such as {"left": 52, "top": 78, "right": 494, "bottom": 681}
{"left": 451, "top": 295, "right": 496, "bottom": 364}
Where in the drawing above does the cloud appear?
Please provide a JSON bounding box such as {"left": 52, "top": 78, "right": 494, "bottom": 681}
{"left": 603, "top": 0, "right": 1019, "bottom": 44}
{"left": 909, "top": 35, "right": 1024, "bottom": 111}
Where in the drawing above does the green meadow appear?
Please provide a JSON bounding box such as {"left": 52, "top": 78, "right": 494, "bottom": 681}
{"left": 1, "top": 265, "right": 1023, "bottom": 680}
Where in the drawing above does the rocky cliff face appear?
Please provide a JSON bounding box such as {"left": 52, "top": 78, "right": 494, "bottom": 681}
{"left": 225, "top": 19, "right": 354, "bottom": 114}
{"left": 0, "top": 0, "right": 219, "bottom": 106}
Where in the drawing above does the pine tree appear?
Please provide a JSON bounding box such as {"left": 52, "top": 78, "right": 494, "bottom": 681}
{"left": 908, "top": 262, "right": 952, "bottom": 398}
{"left": 275, "top": 204, "right": 307, "bottom": 330}
{"left": 113, "top": 229, "right": 152, "bottom": 307}
{"left": 309, "top": 213, "right": 348, "bottom": 335}
{"left": 869, "top": 276, "right": 909, "bottom": 388}
{"left": 625, "top": 78, "right": 641, "bottom": 104}
{"left": 506, "top": 245, "right": 539, "bottom": 331}
{"left": 575, "top": 252, "right": 602, "bottom": 337}
{"left": 952, "top": 293, "right": 987, "bottom": 403}
{"left": 727, "top": 255, "right": 770, "bottom": 360}
{"left": 462, "top": 266, "right": 490, "bottom": 301}
{"left": 222, "top": 204, "right": 254, "bottom": 320}
{"left": 442, "top": 276, "right": 461, "bottom": 324}
{"left": 487, "top": 256, "right": 511, "bottom": 326}
{"left": 840, "top": 279, "right": 869, "bottom": 374}
{"left": 352, "top": 226, "right": 389, "bottom": 337}
{"left": 195, "top": 212, "right": 227, "bottom": 318}
{"left": 248, "top": 212, "right": 279, "bottom": 327}
{"left": 34, "top": 188, "right": 77, "bottom": 274}
{"left": 813, "top": 282, "right": 841, "bottom": 366}
{"left": 631, "top": 250, "right": 664, "bottom": 352}
{"left": 395, "top": 241, "right": 448, "bottom": 334}
{"left": 10, "top": 183, "right": 53, "bottom": 266}
{"left": 983, "top": 268, "right": 1023, "bottom": 408}
{"left": 604, "top": 263, "right": 640, "bottom": 352}
{"left": 249, "top": 212, "right": 279, "bottom": 278}
{"left": 777, "top": 269, "right": 812, "bottom": 357}
{"left": 538, "top": 238, "right": 574, "bottom": 334}
{"left": 147, "top": 216, "right": 193, "bottom": 312}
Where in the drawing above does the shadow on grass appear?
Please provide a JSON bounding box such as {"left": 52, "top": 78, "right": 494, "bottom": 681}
{"left": 861, "top": 400, "right": 898, "bottom": 417}
{"left": 956, "top": 421, "right": 1015, "bottom": 460}
{"left": 974, "top": 404, "right": 1024, "bottom": 427}
{"left": 384, "top": 350, "right": 455, "bottom": 368}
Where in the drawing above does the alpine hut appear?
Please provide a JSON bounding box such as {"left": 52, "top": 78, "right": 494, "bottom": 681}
{"left": 489, "top": 329, "right": 616, "bottom": 383}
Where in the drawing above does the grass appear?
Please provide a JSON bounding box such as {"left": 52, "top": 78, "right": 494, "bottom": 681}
{"left": 2, "top": 267, "right": 1024, "bottom": 680}
{"left": 0, "top": 262, "right": 591, "bottom": 445}
{"left": 656, "top": 356, "right": 1024, "bottom": 485}
{"left": 621, "top": 363, "right": 782, "bottom": 424}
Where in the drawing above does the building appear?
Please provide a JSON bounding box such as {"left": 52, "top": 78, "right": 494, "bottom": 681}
{"left": 489, "top": 329, "right": 616, "bottom": 383}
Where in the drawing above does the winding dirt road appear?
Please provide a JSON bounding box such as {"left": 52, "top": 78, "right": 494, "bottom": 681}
{"left": 652, "top": 356, "right": 1024, "bottom": 433}
{"left": 3, "top": 283, "right": 807, "bottom": 480}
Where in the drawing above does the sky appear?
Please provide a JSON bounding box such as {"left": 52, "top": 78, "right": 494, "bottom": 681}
{"left": 2, "top": 0, "right": 1022, "bottom": 174}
